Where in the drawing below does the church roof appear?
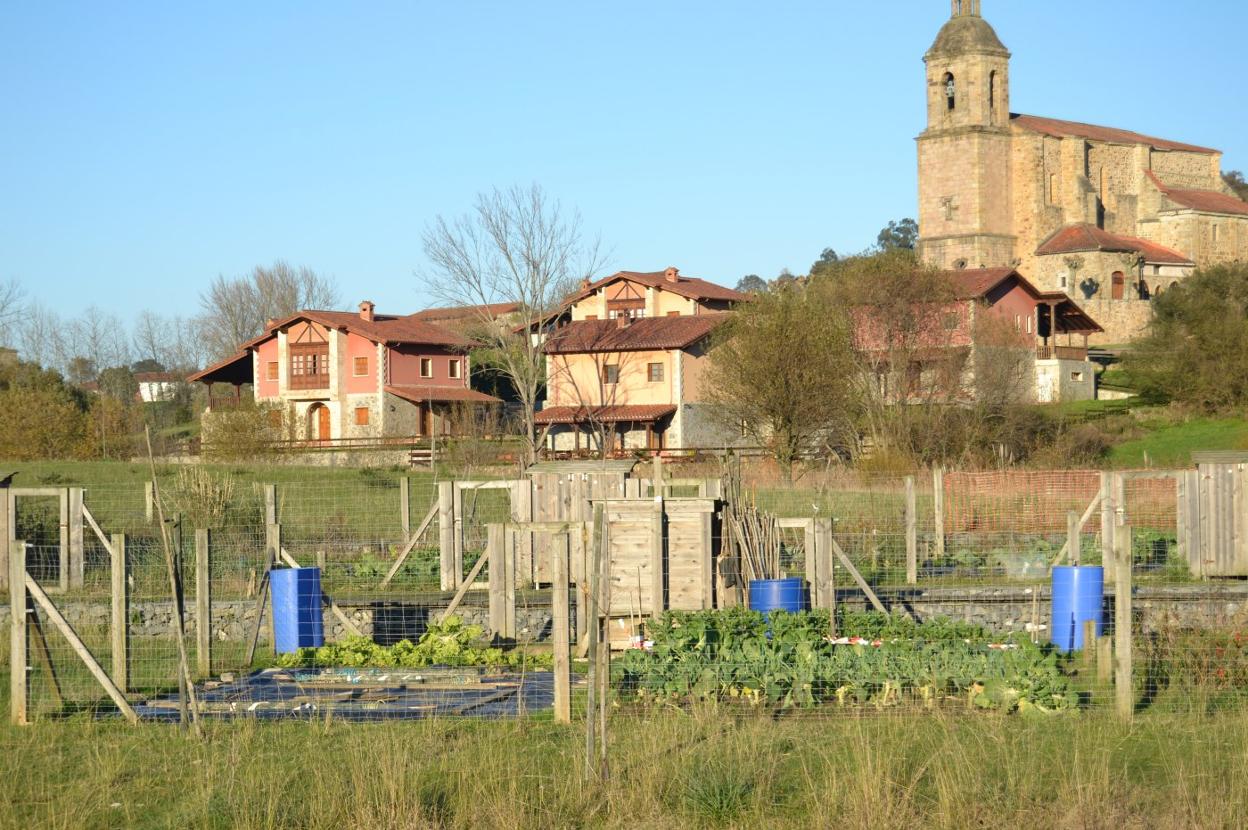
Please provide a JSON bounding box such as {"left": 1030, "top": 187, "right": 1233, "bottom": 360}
{"left": 1011, "top": 114, "right": 1219, "bottom": 155}
{"left": 1147, "top": 171, "right": 1248, "bottom": 217}
{"left": 1035, "top": 224, "right": 1194, "bottom": 265}
{"left": 927, "top": 14, "right": 1009, "bottom": 57}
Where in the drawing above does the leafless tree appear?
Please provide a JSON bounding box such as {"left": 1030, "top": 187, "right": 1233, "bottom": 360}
{"left": 0, "top": 278, "right": 23, "bottom": 349}
{"left": 17, "top": 300, "right": 64, "bottom": 369}
{"left": 196, "top": 261, "right": 339, "bottom": 360}
{"left": 421, "top": 184, "right": 604, "bottom": 464}
{"left": 63, "top": 306, "right": 130, "bottom": 379}
{"left": 133, "top": 310, "right": 206, "bottom": 372}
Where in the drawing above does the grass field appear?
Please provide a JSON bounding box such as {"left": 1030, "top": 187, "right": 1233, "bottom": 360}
{"left": 1, "top": 708, "right": 1246, "bottom": 828}
{"left": 1109, "top": 415, "right": 1248, "bottom": 468}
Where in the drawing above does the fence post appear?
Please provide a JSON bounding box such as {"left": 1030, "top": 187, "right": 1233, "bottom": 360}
{"left": 265, "top": 523, "right": 280, "bottom": 647}
{"left": 1068, "top": 510, "right": 1081, "bottom": 567}
{"left": 110, "top": 533, "right": 129, "bottom": 693}
{"left": 651, "top": 497, "right": 665, "bottom": 615}
{"left": 145, "top": 481, "right": 155, "bottom": 524}
{"left": 68, "top": 488, "right": 84, "bottom": 590}
{"left": 932, "top": 467, "right": 945, "bottom": 560}
{"left": 195, "top": 529, "right": 211, "bottom": 678}
{"left": 263, "top": 484, "right": 277, "bottom": 527}
{"left": 551, "top": 533, "right": 571, "bottom": 724}
{"left": 9, "top": 539, "right": 27, "bottom": 725}
{"left": 905, "top": 476, "right": 917, "bottom": 585}
{"left": 399, "top": 477, "right": 411, "bottom": 540}
{"left": 438, "top": 481, "right": 455, "bottom": 592}
{"left": 57, "top": 488, "right": 70, "bottom": 592}
{"left": 1114, "top": 523, "right": 1133, "bottom": 720}
{"left": 0, "top": 484, "right": 10, "bottom": 592}
{"left": 1100, "top": 472, "right": 1116, "bottom": 582}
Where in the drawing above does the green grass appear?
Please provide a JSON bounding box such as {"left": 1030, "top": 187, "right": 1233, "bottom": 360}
{"left": 1, "top": 709, "right": 1247, "bottom": 827}
{"left": 1109, "top": 416, "right": 1248, "bottom": 468}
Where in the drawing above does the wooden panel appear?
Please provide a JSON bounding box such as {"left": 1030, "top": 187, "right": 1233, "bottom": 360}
{"left": 604, "top": 502, "right": 657, "bottom": 616}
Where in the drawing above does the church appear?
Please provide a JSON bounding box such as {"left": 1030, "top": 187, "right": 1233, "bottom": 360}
{"left": 917, "top": 0, "right": 1248, "bottom": 344}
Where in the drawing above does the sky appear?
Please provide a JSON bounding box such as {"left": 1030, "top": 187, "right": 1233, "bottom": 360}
{"left": 2, "top": 0, "right": 1246, "bottom": 322}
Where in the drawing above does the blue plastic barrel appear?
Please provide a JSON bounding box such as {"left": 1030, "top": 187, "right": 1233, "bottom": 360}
{"left": 271, "top": 567, "right": 324, "bottom": 653}
{"left": 1050, "top": 565, "right": 1104, "bottom": 652}
{"left": 749, "top": 578, "right": 808, "bottom": 616}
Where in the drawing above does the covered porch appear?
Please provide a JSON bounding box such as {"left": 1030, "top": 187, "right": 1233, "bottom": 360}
{"left": 536, "top": 405, "right": 676, "bottom": 456}
{"left": 384, "top": 385, "right": 503, "bottom": 438}
{"left": 1035, "top": 295, "right": 1103, "bottom": 360}
{"left": 186, "top": 351, "right": 254, "bottom": 410}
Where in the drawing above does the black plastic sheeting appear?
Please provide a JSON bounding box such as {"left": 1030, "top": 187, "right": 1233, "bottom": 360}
{"left": 131, "top": 667, "right": 558, "bottom": 722}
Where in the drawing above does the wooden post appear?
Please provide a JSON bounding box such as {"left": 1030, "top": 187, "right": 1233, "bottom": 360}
{"left": 195, "top": 529, "right": 211, "bottom": 678}
{"left": 1068, "top": 510, "right": 1081, "bottom": 567}
{"left": 399, "top": 477, "right": 411, "bottom": 540}
{"left": 0, "top": 485, "right": 10, "bottom": 592}
{"left": 487, "top": 524, "right": 516, "bottom": 639}
{"left": 10, "top": 539, "right": 28, "bottom": 724}
{"left": 1114, "top": 524, "right": 1133, "bottom": 720}
{"left": 551, "top": 533, "right": 571, "bottom": 724}
{"left": 57, "top": 488, "right": 70, "bottom": 592}
{"left": 438, "top": 481, "right": 455, "bottom": 592}
{"left": 803, "top": 519, "right": 817, "bottom": 601}
{"left": 932, "top": 467, "right": 945, "bottom": 560}
{"left": 110, "top": 533, "right": 129, "bottom": 692}
{"left": 904, "top": 476, "right": 917, "bottom": 585}
{"left": 68, "top": 488, "right": 84, "bottom": 590}
{"left": 1100, "top": 472, "right": 1116, "bottom": 582}
{"left": 652, "top": 454, "right": 663, "bottom": 493}
{"left": 264, "top": 523, "right": 280, "bottom": 648}
{"left": 263, "top": 484, "right": 277, "bottom": 527}
{"left": 1082, "top": 619, "right": 1096, "bottom": 668}
{"left": 1096, "top": 635, "right": 1112, "bottom": 683}
{"left": 650, "top": 498, "right": 665, "bottom": 615}
{"left": 145, "top": 481, "right": 155, "bottom": 524}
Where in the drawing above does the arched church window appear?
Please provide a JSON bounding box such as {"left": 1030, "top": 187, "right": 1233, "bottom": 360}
{"left": 989, "top": 71, "right": 997, "bottom": 111}
{"left": 1111, "top": 271, "right": 1125, "bottom": 300}
{"left": 944, "top": 73, "right": 956, "bottom": 111}
{"left": 1170, "top": 281, "right": 1180, "bottom": 292}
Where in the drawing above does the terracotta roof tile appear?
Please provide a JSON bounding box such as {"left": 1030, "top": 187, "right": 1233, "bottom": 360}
{"left": 543, "top": 315, "right": 728, "bottom": 354}
{"left": 565, "top": 268, "right": 745, "bottom": 306}
{"left": 534, "top": 405, "right": 676, "bottom": 425}
{"left": 409, "top": 302, "right": 524, "bottom": 322}
{"left": 942, "top": 267, "right": 1018, "bottom": 299}
{"left": 244, "top": 310, "right": 472, "bottom": 350}
{"left": 1035, "top": 223, "right": 1194, "bottom": 265}
{"left": 384, "top": 385, "right": 501, "bottom": 404}
{"left": 1147, "top": 171, "right": 1248, "bottom": 217}
{"left": 1012, "top": 114, "right": 1219, "bottom": 154}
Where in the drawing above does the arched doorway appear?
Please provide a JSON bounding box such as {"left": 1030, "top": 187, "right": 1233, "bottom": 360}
{"left": 307, "top": 403, "right": 330, "bottom": 442}
{"left": 1111, "top": 271, "right": 1125, "bottom": 300}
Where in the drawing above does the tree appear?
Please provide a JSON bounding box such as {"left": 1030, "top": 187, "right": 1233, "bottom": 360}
{"left": 1127, "top": 262, "right": 1248, "bottom": 410}
{"left": 1224, "top": 171, "right": 1248, "bottom": 202}
{"left": 876, "top": 218, "right": 919, "bottom": 252}
{"left": 809, "top": 247, "right": 840, "bottom": 278}
{"left": 197, "top": 262, "right": 339, "bottom": 360}
{"left": 0, "top": 357, "right": 91, "bottom": 459}
{"left": 17, "top": 301, "right": 64, "bottom": 370}
{"left": 421, "top": 184, "right": 603, "bottom": 465}
{"left": 0, "top": 278, "right": 22, "bottom": 348}
{"left": 704, "top": 281, "right": 860, "bottom": 478}
{"left": 735, "top": 274, "right": 768, "bottom": 294}
{"left": 63, "top": 306, "right": 130, "bottom": 378}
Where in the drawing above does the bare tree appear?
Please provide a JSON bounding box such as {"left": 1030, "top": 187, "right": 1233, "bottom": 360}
{"left": 133, "top": 310, "right": 206, "bottom": 372}
{"left": 18, "top": 300, "right": 64, "bottom": 369}
{"left": 63, "top": 306, "right": 130, "bottom": 380}
{"left": 0, "top": 278, "right": 23, "bottom": 349}
{"left": 421, "top": 184, "right": 603, "bottom": 464}
{"left": 197, "top": 261, "right": 339, "bottom": 360}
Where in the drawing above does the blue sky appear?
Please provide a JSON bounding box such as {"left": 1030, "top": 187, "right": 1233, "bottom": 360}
{"left": 2, "top": 0, "right": 1245, "bottom": 320}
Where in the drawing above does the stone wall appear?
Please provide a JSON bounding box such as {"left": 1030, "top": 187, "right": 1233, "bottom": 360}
{"left": 1077, "top": 298, "right": 1155, "bottom": 346}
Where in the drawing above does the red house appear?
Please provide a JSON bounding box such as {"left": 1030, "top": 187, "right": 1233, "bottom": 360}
{"left": 189, "top": 301, "right": 501, "bottom": 442}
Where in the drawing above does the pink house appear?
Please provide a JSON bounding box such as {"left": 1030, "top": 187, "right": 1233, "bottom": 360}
{"left": 189, "top": 301, "right": 500, "bottom": 442}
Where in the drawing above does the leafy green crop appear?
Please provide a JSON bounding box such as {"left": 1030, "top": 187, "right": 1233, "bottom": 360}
{"left": 274, "top": 616, "right": 553, "bottom": 671}
{"left": 616, "top": 609, "right": 1073, "bottom": 714}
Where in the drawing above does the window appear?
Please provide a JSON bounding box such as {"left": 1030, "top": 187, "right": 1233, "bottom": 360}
{"left": 1071, "top": 371, "right": 1085, "bottom": 383}
{"left": 266, "top": 361, "right": 278, "bottom": 381}
{"left": 1213, "top": 224, "right": 1220, "bottom": 243}
{"left": 647, "top": 362, "right": 664, "bottom": 382}
{"left": 944, "top": 73, "right": 956, "bottom": 111}
{"left": 1025, "top": 315, "right": 1033, "bottom": 334}
{"left": 1153, "top": 265, "right": 1161, "bottom": 276}
{"left": 1047, "top": 174, "right": 1057, "bottom": 205}
{"left": 354, "top": 407, "right": 370, "bottom": 426}
{"left": 603, "top": 364, "right": 620, "bottom": 385}
{"left": 585, "top": 314, "right": 598, "bottom": 320}
{"left": 1060, "top": 275, "right": 1068, "bottom": 289}
{"left": 1111, "top": 271, "right": 1125, "bottom": 300}
{"left": 289, "top": 344, "right": 330, "bottom": 390}
{"left": 353, "top": 356, "right": 368, "bottom": 376}
{"left": 420, "top": 358, "right": 433, "bottom": 378}
{"left": 449, "top": 359, "right": 461, "bottom": 379}
{"left": 988, "top": 70, "right": 996, "bottom": 111}
{"left": 667, "top": 311, "right": 680, "bottom": 317}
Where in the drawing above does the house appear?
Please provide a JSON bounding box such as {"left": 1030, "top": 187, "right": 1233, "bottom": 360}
{"left": 188, "top": 301, "right": 501, "bottom": 442}
{"left": 134, "top": 372, "right": 182, "bottom": 403}
{"left": 858, "top": 267, "right": 1102, "bottom": 404}
{"left": 536, "top": 267, "right": 747, "bottom": 453}
{"left": 915, "top": 2, "right": 1248, "bottom": 343}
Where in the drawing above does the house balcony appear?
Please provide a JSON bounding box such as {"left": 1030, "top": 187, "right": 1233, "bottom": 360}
{"left": 1036, "top": 344, "right": 1088, "bottom": 361}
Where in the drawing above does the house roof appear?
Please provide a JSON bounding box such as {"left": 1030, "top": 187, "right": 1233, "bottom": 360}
{"left": 1147, "top": 171, "right": 1248, "bottom": 217}
{"left": 187, "top": 350, "right": 253, "bottom": 385}
{"left": 1011, "top": 114, "right": 1219, "bottom": 155}
{"left": 1034, "top": 224, "right": 1194, "bottom": 265}
{"left": 534, "top": 404, "right": 676, "bottom": 425}
{"left": 134, "top": 371, "right": 181, "bottom": 384}
{"left": 244, "top": 310, "right": 472, "bottom": 350}
{"left": 927, "top": 13, "right": 1009, "bottom": 57}
{"left": 542, "top": 314, "right": 728, "bottom": 355}
{"left": 384, "top": 385, "right": 501, "bottom": 404}
{"left": 409, "top": 302, "right": 525, "bottom": 323}
{"left": 564, "top": 268, "right": 745, "bottom": 306}
{"left": 942, "top": 268, "right": 1103, "bottom": 334}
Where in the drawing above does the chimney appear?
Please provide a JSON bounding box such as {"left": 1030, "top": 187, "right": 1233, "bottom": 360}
{"left": 359, "top": 300, "right": 375, "bottom": 322}
{"left": 616, "top": 314, "right": 631, "bottom": 329}
{"left": 580, "top": 278, "right": 591, "bottom": 291}
{"left": 664, "top": 266, "right": 679, "bottom": 283}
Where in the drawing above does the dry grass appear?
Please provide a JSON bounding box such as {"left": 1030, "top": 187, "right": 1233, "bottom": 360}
{"left": 0, "top": 709, "right": 1247, "bottom": 828}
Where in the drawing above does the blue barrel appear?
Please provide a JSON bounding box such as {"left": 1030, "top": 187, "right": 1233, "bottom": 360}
{"left": 749, "top": 578, "right": 808, "bottom": 616}
{"left": 271, "top": 567, "right": 324, "bottom": 653}
{"left": 1050, "top": 566, "right": 1103, "bottom": 652}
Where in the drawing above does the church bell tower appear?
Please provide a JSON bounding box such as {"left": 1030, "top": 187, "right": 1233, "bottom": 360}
{"left": 916, "top": 0, "right": 1016, "bottom": 270}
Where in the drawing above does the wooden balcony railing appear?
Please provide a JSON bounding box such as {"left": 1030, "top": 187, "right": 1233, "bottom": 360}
{"left": 1036, "top": 345, "right": 1088, "bottom": 361}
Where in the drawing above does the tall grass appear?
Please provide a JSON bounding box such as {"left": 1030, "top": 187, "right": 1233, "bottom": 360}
{"left": 1, "top": 710, "right": 1247, "bottom": 828}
